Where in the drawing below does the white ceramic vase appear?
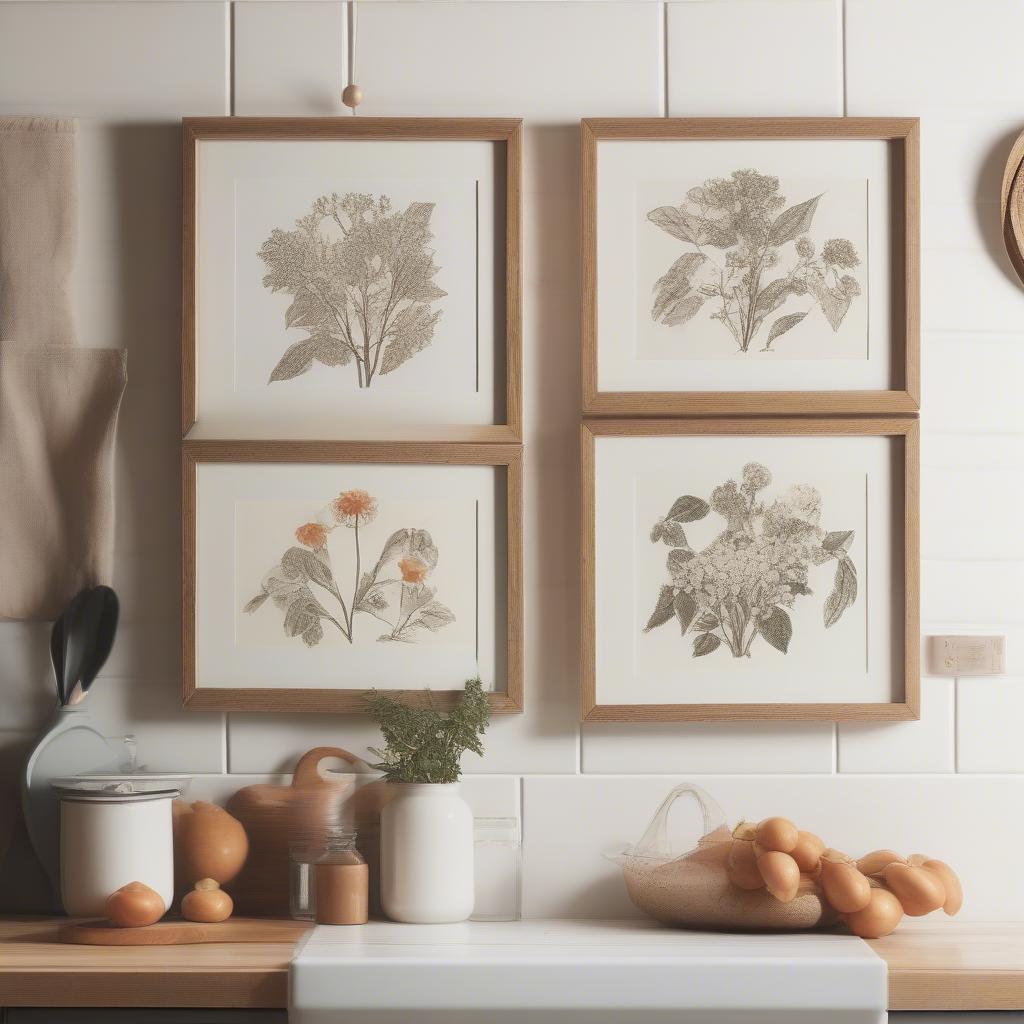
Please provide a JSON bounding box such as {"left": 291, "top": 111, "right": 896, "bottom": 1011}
{"left": 380, "top": 783, "right": 474, "bottom": 923}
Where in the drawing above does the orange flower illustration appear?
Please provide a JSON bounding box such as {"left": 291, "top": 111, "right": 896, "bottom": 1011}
{"left": 245, "top": 492, "right": 454, "bottom": 647}
{"left": 295, "top": 522, "right": 328, "bottom": 550}
{"left": 332, "top": 489, "right": 378, "bottom": 526}
{"left": 399, "top": 556, "right": 429, "bottom": 584}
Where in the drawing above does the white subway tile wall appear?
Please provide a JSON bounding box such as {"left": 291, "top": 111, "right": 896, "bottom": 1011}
{"left": 666, "top": 0, "right": 843, "bottom": 117}
{"left": 233, "top": 2, "right": 348, "bottom": 117}
{"left": 581, "top": 722, "right": 835, "bottom": 775}
{"left": 0, "top": 0, "right": 1022, "bottom": 919}
{"left": 837, "top": 677, "right": 955, "bottom": 775}
{"left": 957, "top": 678, "right": 1024, "bottom": 773}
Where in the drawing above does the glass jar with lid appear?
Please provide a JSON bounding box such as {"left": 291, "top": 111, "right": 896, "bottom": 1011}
{"left": 290, "top": 825, "right": 368, "bottom": 925}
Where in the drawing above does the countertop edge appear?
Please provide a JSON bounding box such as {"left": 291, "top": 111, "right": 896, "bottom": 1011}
{"left": 886, "top": 969, "right": 1024, "bottom": 1012}
{"left": 0, "top": 969, "right": 288, "bottom": 1010}
{"left": 2, "top": 918, "right": 1023, "bottom": 1011}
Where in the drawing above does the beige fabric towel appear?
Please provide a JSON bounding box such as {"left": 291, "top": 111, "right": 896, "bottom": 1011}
{"left": 0, "top": 117, "right": 76, "bottom": 348}
{"left": 0, "top": 117, "right": 126, "bottom": 621}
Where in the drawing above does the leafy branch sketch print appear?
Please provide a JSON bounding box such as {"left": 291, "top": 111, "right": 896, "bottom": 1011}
{"left": 243, "top": 489, "right": 455, "bottom": 646}
{"left": 644, "top": 463, "right": 857, "bottom": 660}
{"left": 646, "top": 169, "right": 862, "bottom": 353}
{"left": 258, "top": 193, "right": 447, "bottom": 388}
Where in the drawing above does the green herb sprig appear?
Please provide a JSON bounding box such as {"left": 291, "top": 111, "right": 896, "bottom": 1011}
{"left": 366, "top": 678, "right": 489, "bottom": 784}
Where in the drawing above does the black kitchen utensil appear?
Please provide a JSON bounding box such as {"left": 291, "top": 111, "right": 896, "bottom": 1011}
{"left": 73, "top": 586, "right": 119, "bottom": 703}
{"left": 49, "top": 615, "right": 65, "bottom": 705}
{"left": 60, "top": 587, "right": 92, "bottom": 708}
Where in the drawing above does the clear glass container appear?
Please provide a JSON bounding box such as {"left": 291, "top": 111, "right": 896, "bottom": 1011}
{"left": 472, "top": 816, "right": 521, "bottom": 921}
{"left": 289, "top": 840, "right": 320, "bottom": 921}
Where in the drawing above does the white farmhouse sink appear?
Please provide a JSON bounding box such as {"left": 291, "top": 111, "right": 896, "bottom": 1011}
{"left": 290, "top": 918, "right": 887, "bottom": 1023}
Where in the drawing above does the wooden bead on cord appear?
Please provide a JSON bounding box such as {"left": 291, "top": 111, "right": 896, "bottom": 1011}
{"left": 342, "top": 84, "right": 363, "bottom": 111}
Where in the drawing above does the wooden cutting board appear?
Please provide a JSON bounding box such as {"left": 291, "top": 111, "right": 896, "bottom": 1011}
{"left": 59, "top": 916, "right": 310, "bottom": 946}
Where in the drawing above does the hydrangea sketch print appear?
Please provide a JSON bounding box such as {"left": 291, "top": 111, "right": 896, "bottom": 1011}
{"left": 646, "top": 169, "right": 862, "bottom": 353}
{"left": 243, "top": 489, "right": 455, "bottom": 647}
{"left": 258, "top": 193, "right": 447, "bottom": 389}
{"left": 644, "top": 463, "right": 858, "bottom": 660}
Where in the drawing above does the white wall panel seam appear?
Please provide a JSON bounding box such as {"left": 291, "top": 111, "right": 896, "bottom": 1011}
{"left": 840, "top": 0, "right": 847, "bottom": 116}
{"left": 949, "top": 688, "right": 958, "bottom": 772}
{"left": 228, "top": 1, "right": 235, "bottom": 115}
{"left": 525, "top": 772, "right": 1023, "bottom": 780}
{"left": 659, "top": 0, "right": 667, "bottom": 118}
{"left": 188, "top": 772, "right": 1024, "bottom": 782}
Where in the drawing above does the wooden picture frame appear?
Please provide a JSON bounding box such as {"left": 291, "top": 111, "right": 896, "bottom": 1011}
{"left": 182, "top": 117, "right": 523, "bottom": 442}
{"left": 581, "top": 117, "right": 920, "bottom": 417}
{"left": 183, "top": 440, "right": 523, "bottom": 714}
{"left": 581, "top": 417, "right": 919, "bottom": 722}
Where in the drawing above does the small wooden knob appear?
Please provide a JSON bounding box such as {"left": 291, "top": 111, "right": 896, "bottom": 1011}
{"left": 342, "top": 84, "right": 364, "bottom": 110}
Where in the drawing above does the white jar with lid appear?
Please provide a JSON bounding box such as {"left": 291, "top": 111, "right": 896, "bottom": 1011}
{"left": 55, "top": 779, "right": 180, "bottom": 917}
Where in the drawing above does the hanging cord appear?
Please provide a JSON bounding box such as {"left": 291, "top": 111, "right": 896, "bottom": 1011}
{"left": 342, "top": 1, "right": 363, "bottom": 114}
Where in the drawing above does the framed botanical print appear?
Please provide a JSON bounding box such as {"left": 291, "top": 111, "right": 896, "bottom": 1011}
{"left": 183, "top": 441, "right": 522, "bottom": 713}
{"left": 581, "top": 418, "right": 919, "bottom": 722}
{"left": 581, "top": 118, "right": 919, "bottom": 416}
{"left": 182, "top": 117, "right": 522, "bottom": 442}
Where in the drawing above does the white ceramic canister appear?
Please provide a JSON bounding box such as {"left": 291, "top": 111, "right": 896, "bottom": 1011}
{"left": 55, "top": 780, "right": 178, "bottom": 917}
{"left": 380, "top": 783, "right": 474, "bottom": 923}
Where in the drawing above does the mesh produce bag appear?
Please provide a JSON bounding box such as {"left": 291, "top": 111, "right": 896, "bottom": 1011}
{"left": 608, "top": 784, "right": 837, "bottom": 932}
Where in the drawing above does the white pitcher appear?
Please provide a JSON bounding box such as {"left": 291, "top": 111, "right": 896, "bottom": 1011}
{"left": 380, "top": 783, "right": 474, "bottom": 923}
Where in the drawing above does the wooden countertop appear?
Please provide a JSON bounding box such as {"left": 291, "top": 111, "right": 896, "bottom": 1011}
{"left": 0, "top": 917, "right": 1021, "bottom": 1010}
{"left": 0, "top": 917, "right": 310, "bottom": 1009}
{"left": 870, "top": 920, "right": 1024, "bottom": 1012}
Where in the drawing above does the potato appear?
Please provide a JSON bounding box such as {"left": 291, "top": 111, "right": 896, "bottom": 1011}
{"left": 919, "top": 859, "right": 963, "bottom": 916}
{"left": 757, "top": 850, "right": 801, "bottom": 903}
{"left": 726, "top": 838, "right": 764, "bottom": 890}
{"left": 755, "top": 817, "right": 799, "bottom": 854}
{"left": 845, "top": 888, "right": 904, "bottom": 939}
{"left": 790, "top": 831, "right": 826, "bottom": 873}
{"left": 883, "top": 862, "right": 946, "bottom": 916}
{"left": 856, "top": 849, "right": 905, "bottom": 876}
{"left": 820, "top": 856, "right": 872, "bottom": 914}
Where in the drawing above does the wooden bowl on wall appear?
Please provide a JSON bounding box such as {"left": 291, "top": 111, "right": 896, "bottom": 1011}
{"left": 1000, "top": 128, "right": 1024, "bottom": 288}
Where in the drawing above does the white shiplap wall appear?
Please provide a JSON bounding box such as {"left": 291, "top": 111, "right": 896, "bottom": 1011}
{"left": 1, "top": 0, "right": 1023, "bottom": 920}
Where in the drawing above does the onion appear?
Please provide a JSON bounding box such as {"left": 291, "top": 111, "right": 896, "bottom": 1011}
{"left": 105, "top": 881, "right": 165, "bottom": 928}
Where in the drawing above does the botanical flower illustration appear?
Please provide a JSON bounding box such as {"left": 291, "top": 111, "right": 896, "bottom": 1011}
{"left": 243, "top": 489, "right": 455, "bottom": 646}
{"left": 294, "top": 522, "right": 328, "bottom": 550}
{"left": 646, "top": 169, "right": 862, "bottom": 353}
{"left": 258, "top": 192, "right": 447, "bottom": 389}
{"left": 332, "top": 488, "right": 378, "bottom": 525}
{"left": 644, "top": 463, "right": 858, "bottom": 660}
